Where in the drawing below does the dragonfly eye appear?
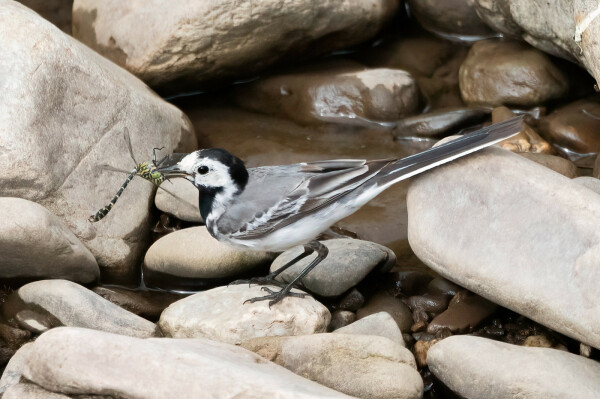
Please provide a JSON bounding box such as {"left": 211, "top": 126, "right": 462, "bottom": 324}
{"left": 197, "top": 165, "right": 209, "bottom": 175}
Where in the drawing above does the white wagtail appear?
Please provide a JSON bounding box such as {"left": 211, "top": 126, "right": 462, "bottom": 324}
{"left": 156, "top": 116, "right": 524, "bottom": 305}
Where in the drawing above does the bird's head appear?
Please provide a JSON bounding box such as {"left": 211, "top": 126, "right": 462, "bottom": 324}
{"left": 156, "top": 148, "right": 249, "bottom": 194}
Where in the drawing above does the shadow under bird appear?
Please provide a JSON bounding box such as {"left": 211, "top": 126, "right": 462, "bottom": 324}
{"left": 156, "top": 117, "right": 524, "bottom": 306}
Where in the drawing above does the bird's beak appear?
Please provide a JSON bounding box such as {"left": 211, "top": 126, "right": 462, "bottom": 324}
{"left": 155, "top": 153, "right": 192, "bottom": 180}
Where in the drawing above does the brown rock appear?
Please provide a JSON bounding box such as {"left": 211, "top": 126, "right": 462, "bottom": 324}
{"left": 393, "top": 107, "right": 488, "bottom": 138}
{"left": 540, "top": 98, "right": 600, "bottom": 167}
{"left": 407, "top": 0, "right": 495, "bottom": 39}
{"left": 414, "top": 338, "right": 441, "bottom": 368}
{"left": 459, "top": 40, "right": 570, "bottom": 107}
{"left": 91, "top": 287, "right": 184, "bottom": 321}
{"left": 492, "top": 107, "right": 552, "bottom": 153}
{"left": 329, "top": 311, "right": 356, "bottom": 331}
{"left": 519, "top": 153, "right": 579, "bottom": 178}
{"left": 73, "top": 0, "right": 399, "bottom": 93}
{"left": 16, "top": 0, "right": 72, "bottom": 33}
{"left": 357, "top": 292, "right": 413, "bottom": 333}
{"left": 235, "top": 60, "right": 420, "bottom": 125}
{"left": 427, "top": 291, "right": 497, "bottom": 334}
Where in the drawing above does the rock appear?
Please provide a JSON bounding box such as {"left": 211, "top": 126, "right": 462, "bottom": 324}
{"left": 574, "top": 176, "right": 600, "bottom": 194}
{"left": 428, "top": 335, "right": 600, "bottom": 398}
{"left": 392, "top": 107, "right": 488, "bottom": 138}
{"left": 144, "top": 226, "right": 274, "bottom": 290}
{"left": 407, "top": 145, "right": 600, "bottom": 348}
{"left": 329, "top": 311, "right": 356, "bottom": 331}
{"left": 427, "top": 291, "right": 497, "bottom": 334}
{"left": 0, "top": 198, "right": 99, "bottom": 284}
{"left": 181, "top": 105, "right": 431, "bottom": 265}
{"left": 474, "top": 0, "right": 581, "bottom": 62}
{"left": 492, "top": 106, "right": 553, "bottom": 153}
{"left": 334, "top": 312, "right": 406, "bottom": 347}
{"left": 336, "top": 288, "right": 365, "bottom": 311}
{"left": 241, "top": 333, "right": 422, "bottom": 399}
{"left": 91, "top": 287, "right": 184, "bottom": 321}
{"left": 519, "top": 153, "right": 579, "bottom": 178}
{"left": 272, "top": 239, "right": 396, "bottom": 297}
{"left": 0, "top": 1, "right": 196, "bottom": 284}
{"left": 15, "top": 0, "right": 72, "bottom": 33}
{"left": 0, "top": 323, "right": 31, "bottom": 349}
{"left": 459, "top": 40, "right": 570, "bottom": 107}
{"left": 406, "top": 293, "right": 450, "bottom": 315}
{"left": 72, "top": 0, "right": 398, "bottom": 93}
{"left": 20, "top": 327, "right": 351, "bottom": 398}
{"left": 540, "top": 98, "right": 600, "bottom": 167}
{"left": 0, "top": 343, "right": 33, "bottom": 396}
{"left": 414, "top": 338, "right": 441, "bottom": 368}
{"left": 576, "top": 1, "right": 600, "bottom": 89}
{"left": 159, "top": 285, "right": 329, "bottom": 344}
{"left": 154, "top": 179, "right": 202, "bottom": 223}
{"left": 391, "top": 268, "right": 435, "bottom": 296}
{"left": 4, "top": 382, "right": 71, "bottom": 399}
{"left": 596, "top": 154, "right": 600, "bottom": 178}
{"left": 427, "top": 277, "right": 460, "bottom": 296}
{"left": 408, "top": 0, "right": 496, "bottom": 40}
{"left": 357, "top": 292, "right": 414, "bottom": 333}
{"left": 6, "top": 280, "right": 158, "bottom": 337}
{"left": 235, "top": 61, "right": 420, "bottom": 125}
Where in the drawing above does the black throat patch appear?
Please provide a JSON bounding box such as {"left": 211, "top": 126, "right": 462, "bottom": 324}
{"left": 198, "top": 186, "right": 223, "bottom": 222}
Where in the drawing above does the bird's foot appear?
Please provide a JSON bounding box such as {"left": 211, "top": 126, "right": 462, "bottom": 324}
{"left": 229, "top": 275, "right": 287, "bottom": 288}
{"left": 244, "top": 286, "right": 307, "bottom": 307}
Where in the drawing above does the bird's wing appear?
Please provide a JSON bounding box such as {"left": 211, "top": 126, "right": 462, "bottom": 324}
{"left": 222, "top": 159, "right": 392, "bottom": 238}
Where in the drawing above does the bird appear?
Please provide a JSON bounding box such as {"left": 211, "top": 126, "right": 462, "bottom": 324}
{"left": 156, "top": 116, "right": 524, "bottom": 306}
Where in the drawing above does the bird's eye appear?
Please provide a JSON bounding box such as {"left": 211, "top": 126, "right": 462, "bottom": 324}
{"left": 197, "top": 165, "right": 209, "bottom": 175}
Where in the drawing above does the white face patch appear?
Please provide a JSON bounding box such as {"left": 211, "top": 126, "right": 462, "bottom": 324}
{"left": 177, "top": 152, "right": 235, "bottom": 190}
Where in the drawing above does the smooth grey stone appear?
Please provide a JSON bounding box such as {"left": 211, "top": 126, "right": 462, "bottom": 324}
{"left": 408, "top": 145, "right": 600, "bottom": 348}
{"left": 14, "top": 280, "right": 158, "bottom": 338}
{"left": 428, "top": 335, "right": 600, "bottom": 399}
{"left": 241, "top": 333, "right": 421, "bottom": 399}
{"left": 0, "top": 198, "right": 99, "bottom": 284}
{"left": 0, "top": 343, "right": 33, "bottom": 396}
{"left": 154, "top": 179, "right": 202, "bottom": 223}
{"left": 334, "top": 312, "right": 406, "bottom": 347}
{"left": 20, "top": 327, "right": 349, "bottom": 398}
{"left": 159, "top": 285, "right": 330, "bottom": 344}
{"left": 273, "top": 239, "right": 396, "bottom": 297}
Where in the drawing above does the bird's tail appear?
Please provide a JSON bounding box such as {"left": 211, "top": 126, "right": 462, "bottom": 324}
{"left": 377, "top": 116, "right": 525, "bottom": 188}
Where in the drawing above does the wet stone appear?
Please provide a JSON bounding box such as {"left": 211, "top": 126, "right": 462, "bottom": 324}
{"left": 159, "top": 285, "right": 330, "bottom": 345}
{"left": 519, "top": 153, "right": 579, "bottom": 178}
{"left": 427, "top": 291, "right": 497, "bottom": 334}
{"left": 357, "top": 292, "right": 413, "bottom": 333}
{"left": 459, "top": 40, "right": 570, "bottom": 107}
{"left": 335, "top": 288, "right": 365, "bottom": 312}
{"left": 539, "top": 98, "right": 600, "bottom": 167}
{"left": 144, "top": 226, "right": 274, "bottom": 290}
{"left": 273, "top": 239, "right": 396, "bottom": 297}
{"left": 405, "top": 293, "right": 450, "bottom": 315}
{"left": 392, "top": 107, "right": 488, "bottom": 139}
{"left": 492, "top": 106, "right": 553, "bottom": 153}
{"left": 6, "top": 280, "right": 158, "bottom": 338}
{"left": 426, "top": 277, "right": 460, "bottom": 297}
{"left": 329, "top": 311, "right": 356, "bottom": 331}
{"left": 407, "top": 0, "right": 496, "bottom": 39}
{"left": 235, "top": 60, "right": 421, "bottom": 125}
{"left": 0, "top": 323, "right": 30, "bottom": 350}
{"left": 334, "top": 312, "right": 406, "bottom": 347}
{"left": 391, "top": 269, "right": 435, "bottom": 296}
{"left": 428, "top": 335, "right": 600, "bottom": 399}
{"left": 91, "top": 287, "right": 185, "bottom": 322}
{"left": 241, "top": 333, "right": 421, "bottom": 399}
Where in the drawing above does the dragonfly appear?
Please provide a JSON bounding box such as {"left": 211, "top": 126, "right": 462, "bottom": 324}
{"left": 88, "top": 127, "right": 181, "bottom": 223}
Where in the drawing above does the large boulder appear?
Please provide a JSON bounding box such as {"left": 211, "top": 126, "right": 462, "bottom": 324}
{"left": 0, "top": 1, "right": 196, "bottom": 284}
{"left": 72, "top": 0, "right": 399, "bottom": 93}
{"left": 407, "top": 145, "right": 600, "bottom": 348}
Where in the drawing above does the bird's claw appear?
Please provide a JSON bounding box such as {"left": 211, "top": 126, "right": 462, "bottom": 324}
{"left": 243, "top": 286, "right": 307, "bottom": 307}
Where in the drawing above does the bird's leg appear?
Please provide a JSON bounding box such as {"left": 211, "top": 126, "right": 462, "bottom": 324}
{"left": 229, "top": 246, "right": 314, "bottom": 287}
{"left": 244, "top": 241, "right": 329, "bottom": 307}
